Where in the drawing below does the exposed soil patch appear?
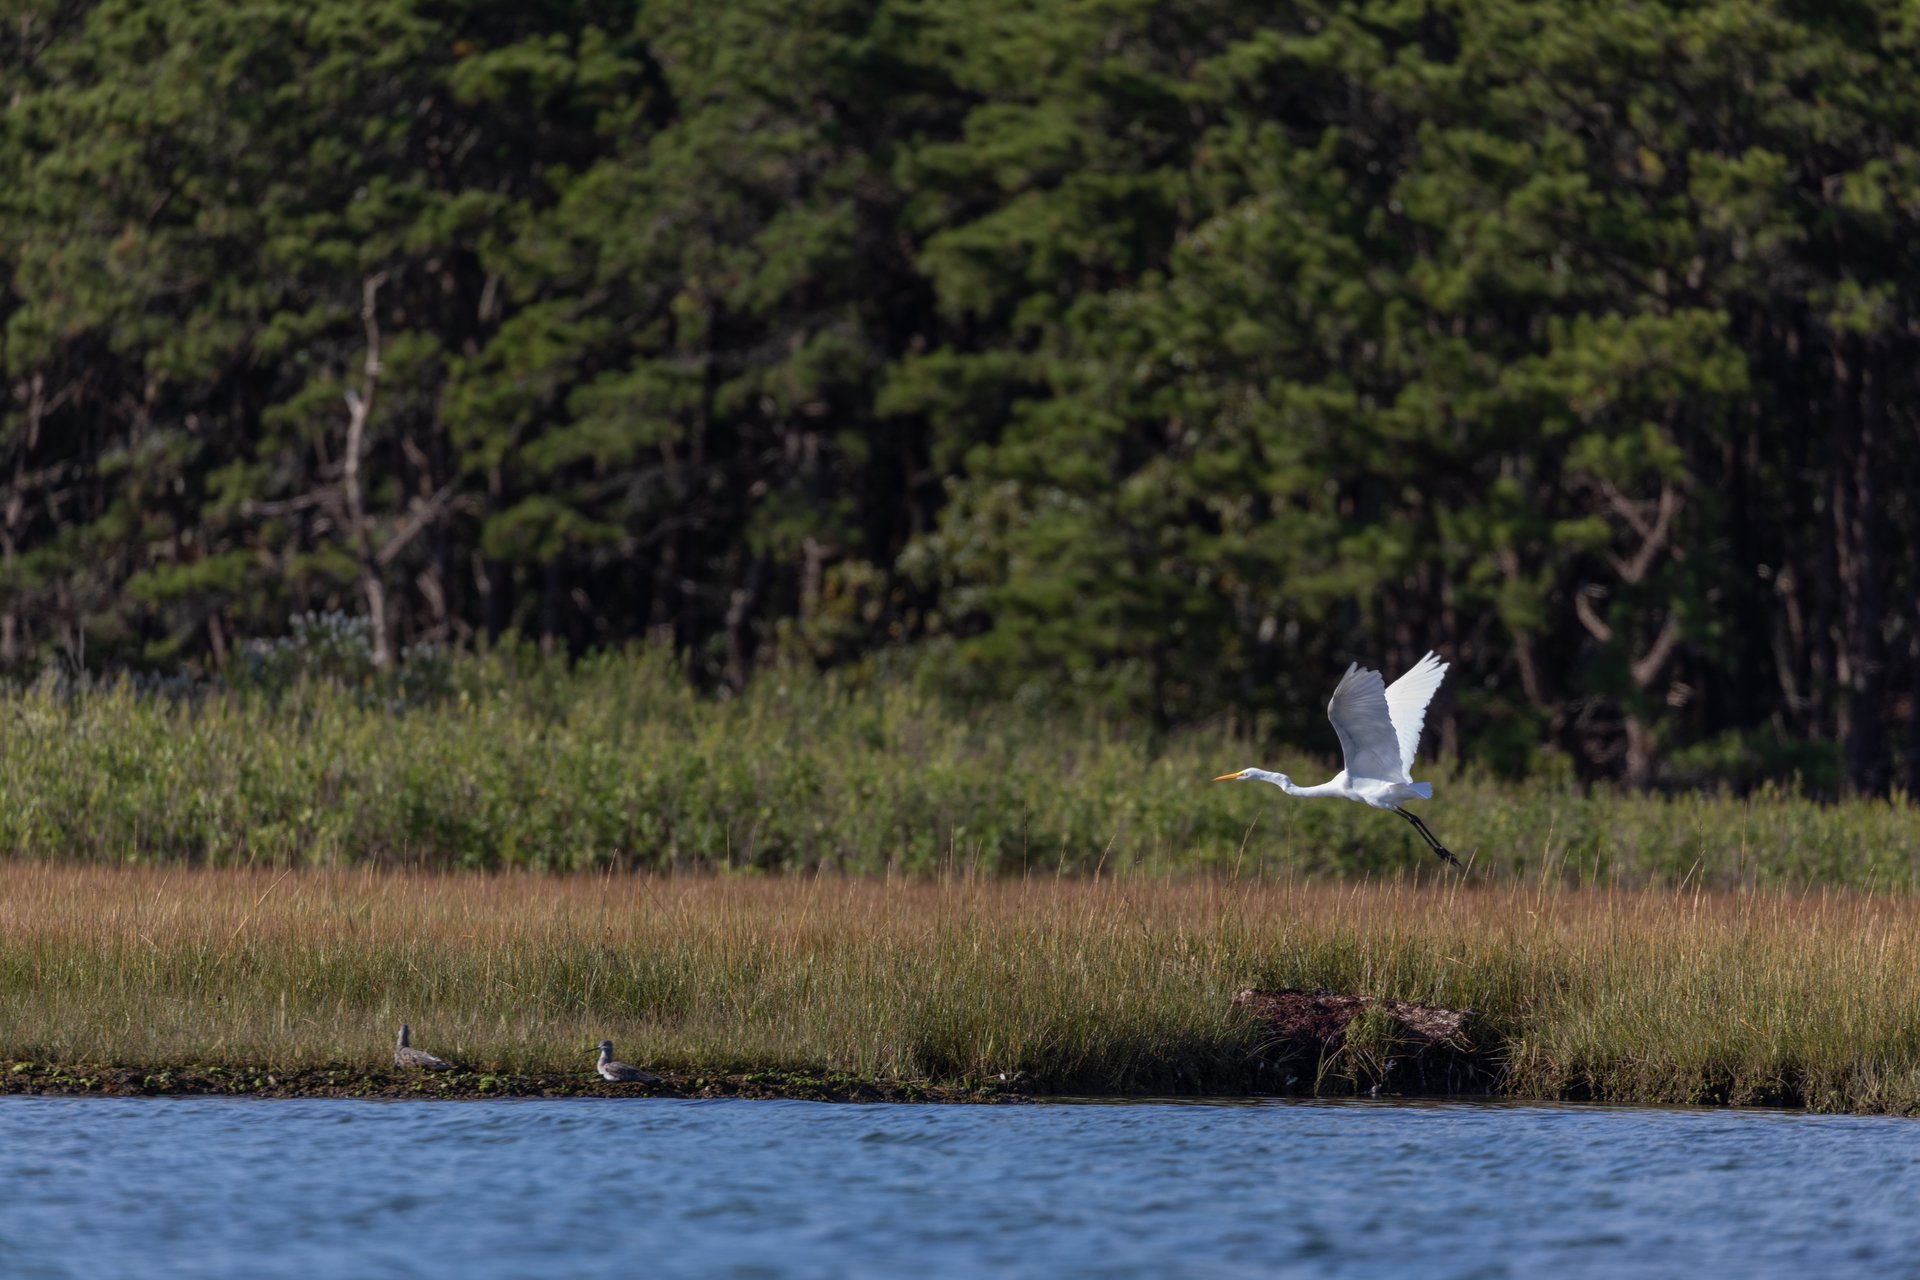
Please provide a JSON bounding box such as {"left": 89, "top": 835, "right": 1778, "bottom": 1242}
{"left": 1235, "top": 988, "right": 1472, "bottom": 1048}
{"left": 1234, "top": 988, "right": 1497, "bottom": 1096}
{"left": 0, "top": 1062, "right": 1014, "bottom": 1104}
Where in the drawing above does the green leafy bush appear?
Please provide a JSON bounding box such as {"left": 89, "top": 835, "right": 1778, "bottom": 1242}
{"left": 0, "top": 651, "right": 1915, "bottom": 887}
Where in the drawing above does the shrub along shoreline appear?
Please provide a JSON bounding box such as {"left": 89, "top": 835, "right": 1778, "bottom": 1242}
{"left": 1, "top": 652, "right": 1917, "bottom": 888}
{"left": 4, "top": 866, "right": 1920, "bottom": 1114}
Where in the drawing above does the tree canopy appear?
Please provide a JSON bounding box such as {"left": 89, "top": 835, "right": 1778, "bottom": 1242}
{"left": 4, "top": 0, "right": 1917, "bottom": 791}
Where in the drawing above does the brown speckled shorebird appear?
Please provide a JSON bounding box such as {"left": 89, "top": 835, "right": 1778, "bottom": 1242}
{"left": 393, "top": 1024, "right": 455, "bottom": 1072}
{"left": 596, "top": 1040, "right": 660, "bottom": 1084}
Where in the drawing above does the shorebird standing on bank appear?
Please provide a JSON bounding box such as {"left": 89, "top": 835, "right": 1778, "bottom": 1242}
{"left": 393, "top": 1024, "right": 455, "bottom": 1071}
{"left": 596, "top": 1040, "right": 661, "bottom": 1084}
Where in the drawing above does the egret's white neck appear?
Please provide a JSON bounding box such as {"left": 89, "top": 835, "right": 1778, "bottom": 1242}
{"left": 1245, "top": 769, "right": 1297, "bottom": 795}
{"left": 1249, "top": 769, "right": 1342, "bottom": 799}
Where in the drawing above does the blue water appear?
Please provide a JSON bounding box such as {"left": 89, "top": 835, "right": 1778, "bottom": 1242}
{"left": 2, "top": 1096, "right": 1916, "bottom": 1278}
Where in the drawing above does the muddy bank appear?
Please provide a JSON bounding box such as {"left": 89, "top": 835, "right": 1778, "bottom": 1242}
{"left": 11, "top": 992, "right": 1837, "bottom": 1110}
{"left": 0, "top": 1062, "right": 1012, "bottom": 1104}
{"left": 1, "top": 989, "right": 1498, "bottom": 1105}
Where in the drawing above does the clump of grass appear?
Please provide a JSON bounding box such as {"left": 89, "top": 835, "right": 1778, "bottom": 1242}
{"left": 1323, "top": 1003, "right": 1404, "bottom": 1093}
{"left": 1, "top": 649, "right": 1917, "bottom": 886}
{"left": 3, "top": 865, "right": 1920, "bottom": 1112}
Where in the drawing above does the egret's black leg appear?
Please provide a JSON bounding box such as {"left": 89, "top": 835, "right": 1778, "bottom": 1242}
{"left": 1402, "top": 809, "right": 1442, "bottom": 848}
{"left": 1395, "top": 808, "right": 1462, "bottom": 869}
{"left": 1391, "top": 807, "right": 1430, "bottom": 848}
{"left": 1402, "top": 810, "right": 1456, "bottom": 864}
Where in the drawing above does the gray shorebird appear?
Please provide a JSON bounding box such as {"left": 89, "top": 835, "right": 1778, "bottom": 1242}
{"left": 596, "top": 1040, "right": 660, "bottom": 1084}
{"left": 394, "top": 1024, "right": 455, "bottom": 1072}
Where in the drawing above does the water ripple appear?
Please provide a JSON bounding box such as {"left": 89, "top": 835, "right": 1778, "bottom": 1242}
{"left": 0, "top": 1095, "right": 1917, "bottom": 1278}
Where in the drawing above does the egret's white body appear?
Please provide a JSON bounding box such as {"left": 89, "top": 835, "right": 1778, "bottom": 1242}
{"left": 1217, "top": 651, "right": 1460, "bottom": 867}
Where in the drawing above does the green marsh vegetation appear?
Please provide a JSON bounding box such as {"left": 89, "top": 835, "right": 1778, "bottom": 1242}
{"left": 7, "top": 0, "right": 1920, "bottom": 1116}
{"left": 2, "top": 646, "right": 1917, "bottom": 887}
{"left": 6, "top": 865, "right": 1920, "bottom": 1113}
{"left": 5, "top": 637, "right": 1915, "bottom": 1110}
{"left": 6, "top": 0, "right": 1920, "bottom": 802}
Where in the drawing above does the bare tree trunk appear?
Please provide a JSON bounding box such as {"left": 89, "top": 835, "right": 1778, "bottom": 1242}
{"left": 1908, "top": 425, "right": 1920, "bottom": 797}
{"left": 1809, "top": 446, "right": 1840, "bottom": 743}
{"left": 1908, "top": 610, "right": 1920, "bottom": 798}
{"left": 800, "top": 536, "right": 830, "bottom": 620}
{"left": 648, "top": 539, "right": 677, "bottom": 649}
{"left": 723, "top": 557, "right": 765, "bottom": 692}
{"left": 2, "top": 371, "right": 49, "bottom": 665}
{"left": 1621, "top": 612, "right": 1682, "bottom": 789}
{"left": 1496, "top": 547, "right": 1550, "bottom": 711}
{"left": 1623, "top": 716, "right": 1657, "bottom": 790}
{"left": 1835, "top": 348, "right": 1887, "bottom": 795}
{"left": 342, "top": 272, "right": 392, "bottom": 668}
{"left": 1772, "top": 562, "right": 1809, "bottom": 727}
{"left": 480, "top": 464, "right": 507, "bottom": 641}
{"left": 422, "top": 428, "right": 453, "bottom": 638}
{"left": 206, "top": 610, "right": 228, "bottom": 667}
{"left": 2, "top": 482, "right": 21, "bottom": 668}
{"left": 1575, "top": 480, "right": 1687, "bottom": 788}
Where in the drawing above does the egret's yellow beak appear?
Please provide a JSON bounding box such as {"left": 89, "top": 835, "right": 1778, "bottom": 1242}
{"left": 1213, "top": 772, "right": 1241, "bottom": 782}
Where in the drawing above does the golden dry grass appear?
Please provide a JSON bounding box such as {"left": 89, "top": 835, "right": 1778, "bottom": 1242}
{"left": 4, "top": 864, "right": 1920, "bottom": 1110}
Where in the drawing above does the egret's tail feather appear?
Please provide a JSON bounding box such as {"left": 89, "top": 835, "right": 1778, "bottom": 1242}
{"left": 1409, "top": 782, "right": 1433, "bottom": 800}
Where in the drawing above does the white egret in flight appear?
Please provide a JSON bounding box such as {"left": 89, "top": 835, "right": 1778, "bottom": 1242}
{"left": 1215, "top": 651, "right": 1459, "bottom": 867}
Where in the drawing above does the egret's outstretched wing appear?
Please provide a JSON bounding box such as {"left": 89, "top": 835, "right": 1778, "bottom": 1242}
{"left": 1326, "top": 663, "right": 1407, "bottom": 782}
{"left": 1383, "top": 650, "right": 1448, "bottom": 777}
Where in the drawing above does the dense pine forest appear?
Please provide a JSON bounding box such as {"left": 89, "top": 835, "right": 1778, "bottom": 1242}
{"left": 3, "top": 0, "right": 1916, "bottom": 793}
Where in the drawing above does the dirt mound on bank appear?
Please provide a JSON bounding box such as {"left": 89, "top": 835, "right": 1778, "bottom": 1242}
{"left": 1234, "top": 988, "right": 1493, "bottom": 1095}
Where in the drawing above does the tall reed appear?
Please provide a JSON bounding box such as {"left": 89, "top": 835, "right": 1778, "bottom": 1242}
{"left": 4, "top": 866, "right": 1919, "bottom": 1112}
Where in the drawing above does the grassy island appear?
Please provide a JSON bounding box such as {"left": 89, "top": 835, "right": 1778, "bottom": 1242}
{"left": 5, "top": 865, "right": 1919, "bottom": 1113}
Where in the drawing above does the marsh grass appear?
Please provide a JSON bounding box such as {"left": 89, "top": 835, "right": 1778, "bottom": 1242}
{"left": 5, "top": 865, "right": 1920, "bottom": 1112}
{"left": 1, "top": 651, "right": 1917, "bottom": 886}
